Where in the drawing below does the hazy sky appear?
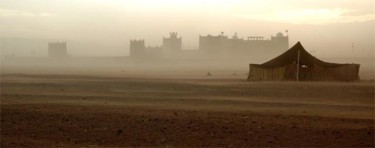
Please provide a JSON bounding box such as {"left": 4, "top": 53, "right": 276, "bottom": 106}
{"left": 0, "top": 0, "right": 374, "bottom": 57}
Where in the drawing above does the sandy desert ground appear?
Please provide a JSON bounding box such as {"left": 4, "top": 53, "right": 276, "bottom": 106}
{"left": 1, "top": 73, "right": 374, "bottom": 147}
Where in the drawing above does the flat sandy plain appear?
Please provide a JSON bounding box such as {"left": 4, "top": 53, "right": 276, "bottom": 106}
{"left": 1, "top": 73, "right": 374, "bottom": 147}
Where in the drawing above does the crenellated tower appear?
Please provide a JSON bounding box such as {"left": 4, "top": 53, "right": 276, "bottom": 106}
{"left": 162, "top": 32, "right": 182, "bottom": 58}
{"left": 271, "top": 32, "right": 289, "bottom": 51}
{"left": 129, "top": 39, "right": 146, "bottom": 58}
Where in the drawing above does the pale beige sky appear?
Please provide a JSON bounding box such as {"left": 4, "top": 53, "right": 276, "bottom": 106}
{"left": 0, "top": 0, "right": 374, "bottom": 57}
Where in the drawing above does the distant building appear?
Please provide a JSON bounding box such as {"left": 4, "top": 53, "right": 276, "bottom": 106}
{"left": 199, "top": 32, "right": 289, "bottom": 58}
{"left": 130, "top": 39, "right": 162, "bottom": 59}
{"left": 130, "top": 39, "right": 146, "bottom": 58}
{"left": 48, "top": 42, "right": 68, "bottom": 58}
{"left": 163, "top": 32, "right": 182, "bottom": 58}
{"left": 129, "top": 32, "right": 289, "bottom": 59}
{"left": 145, "top": 45, "right": 163, "bottom": 58}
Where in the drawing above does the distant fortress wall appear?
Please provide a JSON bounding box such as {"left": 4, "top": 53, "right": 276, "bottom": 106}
{"left": 48, "top": 42, "right": 68, "bottom": 58}
{"left": 199, "top": 32, "right": 289, "bottom": 58}
{"left": 145, "top": 46, "right": 163, "bottom": 58}
{"left": 129, "top": 32, "right": 289, "bottom": 59}
{"left": 130, "top": 39, "right": 163, "bottom": 59}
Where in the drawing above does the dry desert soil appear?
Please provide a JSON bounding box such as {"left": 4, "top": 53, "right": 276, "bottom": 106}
{"left": 1, "top": 74, "right": 374, "bottom": 147}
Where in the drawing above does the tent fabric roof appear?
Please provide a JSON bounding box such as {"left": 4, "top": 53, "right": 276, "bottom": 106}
{"left": 253, "top": 42, "right": 353, "bottom": 68}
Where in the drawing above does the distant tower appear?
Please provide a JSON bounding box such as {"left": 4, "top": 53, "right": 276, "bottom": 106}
{"left": 271, "top": 32, "right": 289, "bottom": 51}
{"left": 232, "top": 33, "right": 239, "bottom": 40}
{"left": 48, "top": 42, "right": 68, "bottom": 58}
{"left": 163, "top": 32, "right": 182, "bottom": 58}
{"left": 129, "top": 39, "right": 146, "bottom": 58}
{"left": 199, "top": 32, "right": 229, "bottom": 58}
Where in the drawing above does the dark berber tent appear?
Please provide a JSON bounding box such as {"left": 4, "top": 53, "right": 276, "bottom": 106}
{"left": 248, "top": 42, "right": 360, "bottom": 81}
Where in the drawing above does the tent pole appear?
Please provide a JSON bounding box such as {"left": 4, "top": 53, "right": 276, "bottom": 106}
{"left": 296, "top": 50, "right": 300, "bottom": 81}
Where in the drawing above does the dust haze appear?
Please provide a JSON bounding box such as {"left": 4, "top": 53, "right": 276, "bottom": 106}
{"left": 1, "top": 0, "right": 374, "bottom": 147}
{"left": 1, "top": 0, "right": 374, "bottom": 79}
